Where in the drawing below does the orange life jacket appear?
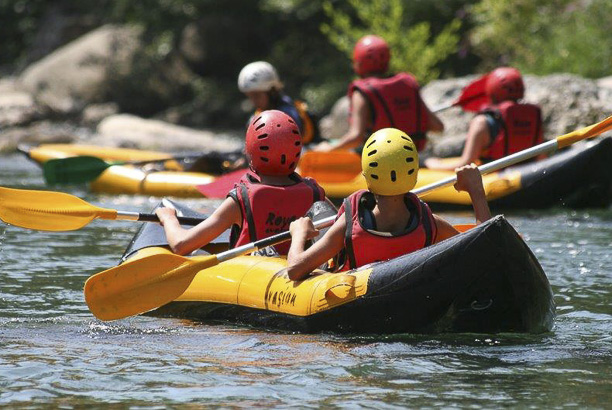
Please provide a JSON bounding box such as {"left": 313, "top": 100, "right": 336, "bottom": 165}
{"left": 229, "top": 172, "right": 325, "bottom": 255}
{"left": 337, "top": 190, "right": 436, "bottom": 270}
{"left": 349, "top": 73, "right": 429, "bottom": 150}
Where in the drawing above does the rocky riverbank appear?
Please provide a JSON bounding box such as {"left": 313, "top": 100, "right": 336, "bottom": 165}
{"left": 1, "top": 24, "right": 611, "bottom": 156}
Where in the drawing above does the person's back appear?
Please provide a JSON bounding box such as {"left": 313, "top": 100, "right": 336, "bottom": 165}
{"left": 314, "top": 35, "right": 443, "bottom": 153}
{"left": 480, "top": 100, "right": 542, "bottom": 162}
{"left": 287, "top": 128, "right": 492, "bottom": 281}
{"left": 425, "top": 67, "right": 543, "bottom": 170}
{"left": 229, "top": 172, "right": 324, "bottom": 256}
{"left": 349, "top": 72, "right": 430, "bottom": 150}
{"left": 478, "top": 68, "right": 543, "bottom": 161}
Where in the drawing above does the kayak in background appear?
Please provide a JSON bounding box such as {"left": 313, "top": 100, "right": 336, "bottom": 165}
{"left": 300, "top": 138, "right": 612, "bottom": 210}
{"left": 19, "top": 138, "right": 612, "bottom": 210}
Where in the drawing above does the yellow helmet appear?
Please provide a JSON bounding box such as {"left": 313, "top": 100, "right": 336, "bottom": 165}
{"left": 361, "top": 128, "right": 419, "bottom": 196}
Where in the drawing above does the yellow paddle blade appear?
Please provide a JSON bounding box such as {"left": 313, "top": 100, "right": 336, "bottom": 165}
{"left": 84, "top": 253, "right": 220, "bottom": 321}
{"left": 299, "top": 151, "right": 362, "bottom": 182}
{"left": 0, "top": 186, "right": 117, "bottom": 231}
{"left": 557, "top": 115, "right": 612, "bottom": 148}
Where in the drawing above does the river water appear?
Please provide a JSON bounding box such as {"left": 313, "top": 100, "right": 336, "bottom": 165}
{"left": 1, "top": 153, "right": 611, "bottom": 407}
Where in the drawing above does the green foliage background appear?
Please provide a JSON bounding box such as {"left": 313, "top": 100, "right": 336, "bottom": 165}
{"left": 0, "top": 0, "right": 610, "bottom": 126}
{"left": 471, "top": 0, "right": 612, "bottom": 78}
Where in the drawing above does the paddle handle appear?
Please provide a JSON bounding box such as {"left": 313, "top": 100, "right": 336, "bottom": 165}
{"left": 126, "top": 155, "right": 203, "bottom": 166}
{"left": 432, "top": 101, "right": 454, "bottom": 113}
{"left": 217, "top": 215, "right": 337, "bottom": 262}
{"left": 115, "top": 211, "right": 203, "bottom": 226}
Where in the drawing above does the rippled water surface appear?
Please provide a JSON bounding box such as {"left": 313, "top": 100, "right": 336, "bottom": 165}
{"left": 1, "top": 154, "right": 611, "bottom": 407}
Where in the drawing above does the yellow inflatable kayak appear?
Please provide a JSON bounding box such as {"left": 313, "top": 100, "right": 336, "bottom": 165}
{"left": 300, "top": 139, "right": 612, "bottom": 208}
{"left": 21, "top": 143, "right": 215, "bottom": 197}
{"left": 20, "top": 138, "right": 612, "bottom": 209}
{"left": 118, "top": 200, "right": 555, "bottom": 334}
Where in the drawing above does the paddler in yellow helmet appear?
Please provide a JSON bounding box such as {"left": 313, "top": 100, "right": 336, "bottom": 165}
{"left": 286, "top": 128, "right": 492, "bottom": 280}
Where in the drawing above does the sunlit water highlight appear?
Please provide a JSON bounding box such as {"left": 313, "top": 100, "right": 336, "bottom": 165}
{"left": 1, "top": 154, "right": 611, "bottom": 407}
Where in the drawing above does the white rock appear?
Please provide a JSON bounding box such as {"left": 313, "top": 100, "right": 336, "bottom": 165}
{"left": 94, "top": 114, "right": 242, "bottom": 152}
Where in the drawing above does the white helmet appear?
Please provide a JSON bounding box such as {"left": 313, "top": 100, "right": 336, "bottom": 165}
{"left": 238, "top": 61, "right": 283, "bottom": 93}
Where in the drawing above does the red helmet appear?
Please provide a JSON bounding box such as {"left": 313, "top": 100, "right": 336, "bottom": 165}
{"left": 246, "top": 110, "right": 302, "bottom": 176}
{"left": 353, "top": 35, "right": 390, "bottom": 76}
{"left": 486, "top": 67, "right": 525, "bottom": 103}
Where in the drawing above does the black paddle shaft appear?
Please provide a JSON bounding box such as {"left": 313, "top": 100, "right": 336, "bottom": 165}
{"left": 137, "top": 213, "right": 204, "bottom": 226}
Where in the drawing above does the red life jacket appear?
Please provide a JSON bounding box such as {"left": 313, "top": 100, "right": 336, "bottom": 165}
{"left": 349, "top": 73, "right": 429, "bottom": 151}
{"left": 337, "top": 190, "right": 437, "bottom": 271}
{"left": 229, "top": 172, "right": 325, "bottom": 255}
{"left": 480, "top": 101, "right": 543, "bottom": 161}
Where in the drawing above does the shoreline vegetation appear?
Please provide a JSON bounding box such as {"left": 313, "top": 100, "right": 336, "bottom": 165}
{"left": 1, "top": 0, "right": 611, "bottom": 154}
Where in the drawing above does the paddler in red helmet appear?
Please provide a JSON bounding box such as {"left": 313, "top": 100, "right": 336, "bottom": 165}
{"left": 314, "top": 35, "right": 444, "bottom": 153}
{"left": 156, "top": 110, "right": 326, "bottom": 256}
{"left": 425, "top": 67, "right": 543, "bottom": 170}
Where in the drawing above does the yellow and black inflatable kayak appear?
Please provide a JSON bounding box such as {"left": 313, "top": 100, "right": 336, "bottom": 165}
{"left": 119, "top": 200, "right": 555, "bottom": 334}
{"left": 308, "top": 138, "right": 612, "bottom": 209}
{"left": 21, "top": 137, "right": 612, "bottom": 209}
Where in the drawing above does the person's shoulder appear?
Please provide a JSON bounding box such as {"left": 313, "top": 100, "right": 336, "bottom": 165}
{"left": 279, "top": 93, "right": 295, "bottom": 105}
{"left": 395, "top": 72, "right": 419, "bottom": 84}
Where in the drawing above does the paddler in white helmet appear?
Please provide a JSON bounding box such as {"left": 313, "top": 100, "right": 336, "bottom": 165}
{"left": 238, "top": 61, "right": 320, "bottom": 146}
{"left": 286, "top": 128, "right": 492, "bottom": 280}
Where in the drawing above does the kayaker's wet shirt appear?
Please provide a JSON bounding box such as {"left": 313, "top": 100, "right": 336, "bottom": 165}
{"left": 349, "top": 73, "right": 429, "bottom": 151}
{"left": 480, "top": 101, "right": 543, "bottom": 162}
{"left": 228, "top": 171, "right": 325, "bottom": 255}
{"left": 336, "top": 190, "right": 436, "bottom": 270}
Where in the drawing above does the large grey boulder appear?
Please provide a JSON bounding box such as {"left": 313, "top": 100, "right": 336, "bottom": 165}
{"left": 0, "top": 77, "right": 42, "bottom": 128}
{"left": 19, "top": 25, "right": 143, "bottom": 114}
{"left": 92, "top": 114, "right": 242, "bottom": 152}
{"left": 319, "top": 96, "right": 350, "bottom": 139}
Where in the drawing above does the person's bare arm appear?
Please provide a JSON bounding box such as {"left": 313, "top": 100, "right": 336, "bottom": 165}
{"left": 156, "top": 197, "right": 241, "bottom": 255}
{"left": 454, "top": 164, "right": 492, "bottom": 224}
{"left": 431, "top": 163, "right": 492, "bottom": 243}
{"left": 286, "top": 215, "right": 347, "bottom": 281}
{"left": 433, "top": 214, "right": 460, "bottom": 243}
{"left": 425, "top": 104, "right": 444, "bottom": 133}
{"left": 315, "top": 92, "right": 370, "bottom": 152}
{"left": 424, "top": 114, "right": 490, "bottom": 171}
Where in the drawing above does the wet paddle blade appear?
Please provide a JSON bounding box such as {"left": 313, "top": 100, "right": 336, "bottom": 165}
{"left": 43, "top": 156, "right": 112, "bottom": 184}
{"left": 84, "top": 253, "right": 220, "bottom": 321}
{"left": 196, "top": 168, "right": 247, "bottom": 198}
{"left": 0, "top": 186, "right": 116, "bottom": 231}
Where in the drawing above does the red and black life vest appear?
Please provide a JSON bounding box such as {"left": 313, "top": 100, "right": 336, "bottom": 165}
{"left": 337, "top": 190, "right": 437, "bottom": 271}
{"left": 349, "top": 73, "right": 429, "bottom": 150}
{"left": 480, "top": 101, "right": 543, "bottom": 161}
{"left": 229, "top": 172, "right": 325, "bottom": 255}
